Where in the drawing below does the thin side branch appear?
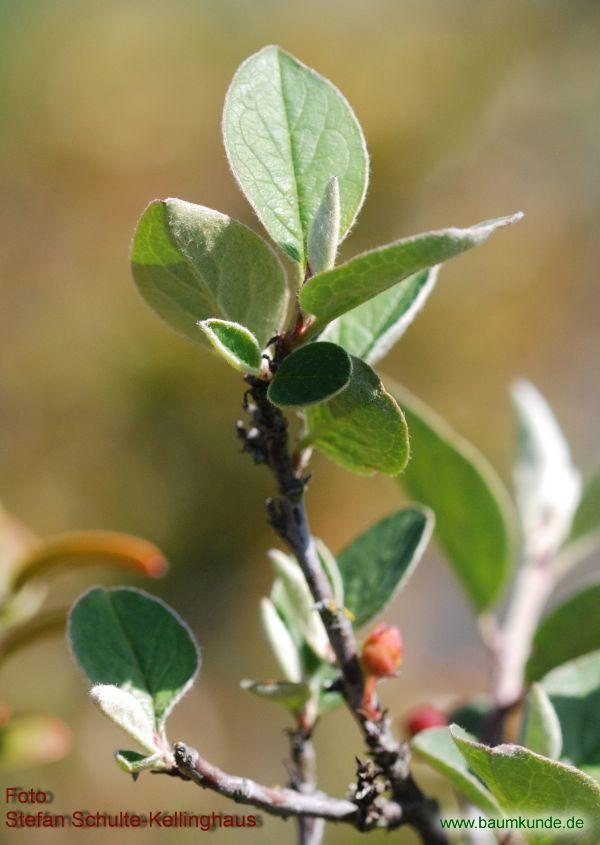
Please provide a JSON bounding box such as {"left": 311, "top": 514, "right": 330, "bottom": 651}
{"left": 173, "top": 742, "right": 401, "bottom": 828}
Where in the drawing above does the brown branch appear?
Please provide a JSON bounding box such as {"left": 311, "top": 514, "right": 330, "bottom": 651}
{"left": 238, "top": 374, "right": 448, "bottom": 845}
{"left": 173, "top": 742, "right": 400, "bottom": 827}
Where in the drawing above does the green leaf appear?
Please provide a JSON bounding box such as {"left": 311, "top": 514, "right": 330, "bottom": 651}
{"left": 511, "top": 380, "right": 580, "bottom": 559}
{"left": 306, "top": 358, "right": 408, "bottom": 476}
{"left": 131, "top": 199, "right": 288, "bottom": 348}
{"left": 223, "top": 45, "right": 368, "bottom": 266}
{"left": 540, "top": 652, "right": 600, "bottom": 781}
{"left": 300, "top": 213, "right": 522, "bottom": 330}
{"left": 452, "top": 726, "right": 600, "bottom": 843}
{"left": 338, "top": 507, "right": 433, "bottom": 628}
{"left": 90, "top": 685, "right": 158, "bottom": 755}
{"left": 240, "top": 679, "right": 311, "bottom": 713}
{"left": 526, "top": 584, "right": 600, "bottom": 681}
{"left": 391, "top": 384, "right": 515, "bottom": 612}
{"left": 520, "top": 684, "right": 563, "bottom": 760}
{"left": 315, "top": 539, "right": 344, "bottom": 608}
{"left": 115, "top": 749, "right": 163, "bottom": 775}
{"left": 412, "top": 726, "right": 500, "bottom": 815}
{"left": 198, "top": 319, "right": 262, "bottom": 373}
{"left": 68, "top": 587, "right": 199, "bottom": 731}
{"left": 268, "top": 550, "right": 332, "bottom": 662}
{"left": 268, "top": 342, "right": 352, "bottom": 408}
{"left": 259, "top": 597, "right": 302, "bottom": 683}
{"left": 307, "top": 176, "right": 340, "bottom": 275}
{"left": 320, "top": 267, "right": 438, "bottom": 365}
{"left": 559, "top": 468, "right": 600, "bottom": 573}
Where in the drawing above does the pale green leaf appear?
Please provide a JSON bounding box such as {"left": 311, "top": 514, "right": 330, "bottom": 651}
{"left": 68, "top": 587, "right": 199, "bottom": 731}
{"left": 259, "top": 597, "right": 302, "bottom": 683}
{"left": 223, "top": 45, "right": 368, "bottom": 265}
{"left": 412, "top": 726, "right": 500, "bottom": 815}
{"left": 268, "top": 342, "right": 352, "bottom": 407}
{"left": 315, "top": 539, "right": 344, "bottom": 608}
{"left": 198, "top": 319, "right": 262, "bottom": 373}
{"left": 338, "top": 507, "right": 433, "bottom": 628}
{"left": 452, "top": 727, "right": 600, "bottom": 843}
{"left": 115, "top": 749, "right": 164, "bottom": 775}
{"left": 240, "top": 679, "right": 311, "bottom": 713}
{"left": 90, "top": 684, "right": 158, "bottom": 755}
{"left": 526, "top": 584, "right": 600, "bottom": 681}
{"left": 306, "top": 358, "right": 408, "bottom": 476}
{"left": 300, "top": 213, "right": 522, "bottom": 330}
{"left": 511, "top": 380, "right": 580, "bottom": 559}
{"left": 268, "top": 550, "right": 332, "bottom": 663}
{"left": 320, "top": 267, "right": 438, "bottom": 365}
{"left": 540, "top": 652, "right": 600, "bottom": 781}
{"left": 391, "top": 383, "right": 516, "bottom": 611}
{"left": 307, "top": 176, "right": 340, "bottom": 275}
{"left": 520, "top": 684, "right": 563, "bottom": 760}
{"left": 131, "top": 199, "right": 288, "bottom": 348}
{"left": 558, "top": 468, "right": 600, "bottom": 573}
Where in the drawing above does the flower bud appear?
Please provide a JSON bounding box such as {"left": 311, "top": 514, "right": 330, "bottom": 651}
{"left": 404, "top": 704, "right": 448, "bottom": 737}
{"left": 361, "top": 624, "right": 403, "bottom": 678}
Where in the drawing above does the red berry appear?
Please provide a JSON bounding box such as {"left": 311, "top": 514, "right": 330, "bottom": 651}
{"left": 405, "top": 704, "right": 448, "bottom": 737}
{"left": 361, "top": 624, "right": 403, "bottom": 678}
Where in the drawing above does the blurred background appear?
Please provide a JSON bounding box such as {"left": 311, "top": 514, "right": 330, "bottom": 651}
{"left": 0, "top": 0, "right": 598, "bottom": 842}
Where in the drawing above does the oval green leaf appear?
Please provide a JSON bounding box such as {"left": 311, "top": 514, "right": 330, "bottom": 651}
{"left": 198, "top": 319, "right": 262, "bottom": 373}
{"left": 412, "top": 726, "right": 500, "bottom": 815}
{"left": 240, "top": 679, "right": 311, "bottom": 713}
{"left": 540, "top": 651, "right": 600, "bottom": 781}
{"left": 391, "top": 383, "right": 516, "bottom": 612}
{"left": 520, "top": 684, "right": 563, "bottom": 760}
{"left": 268, "top": 342, "right": 352, "bottom": 408}
{"left": 68, "top": 587, "right": 199, "bottom": 731}
{"left": 338, "top": 507, "right": 433, "bottom": 628}
{"left": 306, "top": 358, "right": 408, "bottom": 476}
{"left": 131, "top": 199, "right": 288, "bottom": 348}
{"left": 526, "top": 584, "right": 600, "bottom": 682}
{"left": 223, "top": 45, "right": 368, "bottom": 266}
{"left": 452, "top": 726, "right": 600, "bottom": 842}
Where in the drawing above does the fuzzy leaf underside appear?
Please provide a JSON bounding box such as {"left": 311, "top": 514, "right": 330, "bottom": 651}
{"left": 131, "top": 199, "right": 288, "bottom": 348}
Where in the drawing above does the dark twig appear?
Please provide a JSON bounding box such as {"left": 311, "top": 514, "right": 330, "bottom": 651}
{"left": 239, "top": 373, "right": 448, "bottom": 845}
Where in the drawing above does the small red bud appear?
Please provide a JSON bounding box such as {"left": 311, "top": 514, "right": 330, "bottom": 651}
{"left": 361, "top": 624, "right": 403, "bottom": 678}
{"left": 404, "top": 704, "right": 448, "bottom": 737}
